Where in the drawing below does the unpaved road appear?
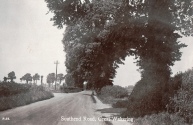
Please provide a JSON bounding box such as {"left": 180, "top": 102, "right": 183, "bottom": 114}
{"left": 0, "top": 91, "right": 107, "bottom": 125}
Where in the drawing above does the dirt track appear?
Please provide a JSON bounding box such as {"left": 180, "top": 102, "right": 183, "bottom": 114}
{"left": 0, "top": 91, "right": 107, "bottom": 125}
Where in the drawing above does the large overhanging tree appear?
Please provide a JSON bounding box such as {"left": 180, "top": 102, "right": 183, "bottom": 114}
{"left": 45, "top": 0, "right": 193, "bottom": 117}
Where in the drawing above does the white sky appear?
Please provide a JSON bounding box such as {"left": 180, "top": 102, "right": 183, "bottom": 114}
{"left": 0, "top": 0, "right": 193, "bottom": 86}
{"left": 0, "top": 0, "right": 65, "bottom": 84}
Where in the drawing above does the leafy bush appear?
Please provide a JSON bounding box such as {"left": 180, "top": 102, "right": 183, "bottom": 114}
{"left": 133, "top": 112, "right": 188, "bottom": 125}
{"left": 122, "top": 78, "right": 165, "bottom": 118}
{"left": 168, "top": 73, "right": 183, "bottom": 96}
{"left": 168, "top": 68, "right": 193, "bottom": 123}
{"left": 60, "top": 86, "right": 82, "bottom": 93}
{"left": 122, "top": 72, "right": 184, "bottom": 118}
{"left": 100, "top": 85, "right": 128, "bottom": 98}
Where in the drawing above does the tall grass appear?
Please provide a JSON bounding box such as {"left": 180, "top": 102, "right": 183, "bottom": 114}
{"left": 0, "top": 82, "right": 54, "bottom": 111}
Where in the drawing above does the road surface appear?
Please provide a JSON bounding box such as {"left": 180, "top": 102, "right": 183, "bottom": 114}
{"left": 0, "top": 91, "right": 107, "bottom": 125}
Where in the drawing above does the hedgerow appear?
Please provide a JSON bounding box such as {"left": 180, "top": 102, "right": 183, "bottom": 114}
{"left": 168, "top": 68, "right": 193, "bottom": 123}
{"left": 0, "top": 82, "right": 54, "bottom": 111}
{"left": 100, "top": 85, "right": 128, "bottom": 98}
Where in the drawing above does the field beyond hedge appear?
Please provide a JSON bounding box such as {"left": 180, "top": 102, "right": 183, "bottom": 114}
{"left": 0, "top": 82, "right": 54, "bottom": 111}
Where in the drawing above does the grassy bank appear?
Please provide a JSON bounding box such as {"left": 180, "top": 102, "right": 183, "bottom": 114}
{"left": 97, "top": 85, "right": 130, "bottom": 106}
{"left": 0, "top": 82, "right": 54, "bottom": 111}
{"left": 96, "top": 85, "right": 129, "bottom": 113}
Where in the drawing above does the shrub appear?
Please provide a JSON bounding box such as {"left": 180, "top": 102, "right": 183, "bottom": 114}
{"left": 0, "top": 82, "right": 30, "bottom": 97}
{"left": 122, "top": 78, "right": 165, "bottom": 118}
{"left": 100, "top": 85, "right": 128, "bottom": 98}
{"left": 60, "top": 86, "right": 82, "bottom": 93}
{"left": 133, "top": 112, "right": 188, "bottom": 125}
{"left": 168, "top": 68, "right": 193, "bottom": 123}
{"left": 0, "top": 82, "right": 54, "bottom": 111}
{"left": 112, "top": 100, "right": 128, "bottom": 108}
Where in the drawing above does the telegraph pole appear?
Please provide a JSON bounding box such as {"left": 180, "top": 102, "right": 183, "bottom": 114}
{"left": 54, "top": 60, "right": 59, "bottom": 90}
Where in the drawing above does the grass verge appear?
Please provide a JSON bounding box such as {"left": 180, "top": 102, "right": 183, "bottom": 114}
{"left": 0, "top": 82, "right": 54, "bottom": 111}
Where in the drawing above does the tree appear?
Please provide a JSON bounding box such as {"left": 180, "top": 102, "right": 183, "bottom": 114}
{"left": 64, "top": 73, "right": 75, "bottom": 87}
{"left": 61, "top": 1, "right": 120, "bottom": 89}
{"left": 21, "top": 73, "right": 32, "bottom": 84}
{"left": 45, "top": 0, "right": 193, "bottom": 116}
{"left": 57, "top": 73, "right": 64, "bottom": 84}
{"left": 32, "top": 73, "right": 40, "bottom": 85}
{"left": 8, "top": 71, "right": 16, "bottom": 82}
{"left": 46, "top": 73, "right": 55, "bottom": 87}
{"left": 3, "top": 77, "right": 7, "bottom": 82}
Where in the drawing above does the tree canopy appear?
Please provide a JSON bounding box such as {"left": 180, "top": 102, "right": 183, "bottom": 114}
{"left": 21, "top": 73, "right": 32, "bottom": 84}
{"left": 32, "top": 73, "right": 40, "bottom": 85}
{"left": 45, "top": 0, "right": 192, "bottom": 88}
{"left": 47, "top": 73, "right": 56, "bottom": 87}
{"left": 57, "top": 73, "right": 65, "bottom": 84}
{"left": 7, "top": 71, "right": 16, "bottom": 82}
{"left": 45, "top": 0, "right": 193, "bottom": 117}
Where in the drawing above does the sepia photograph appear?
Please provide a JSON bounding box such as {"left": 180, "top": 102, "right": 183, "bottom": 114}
{"left": 0, "top": 0, "right": 193, "bottom": 125}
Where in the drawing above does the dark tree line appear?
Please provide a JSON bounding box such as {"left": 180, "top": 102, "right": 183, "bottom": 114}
{"left": 45, "top": 0, "right": 193, "bottom": 117}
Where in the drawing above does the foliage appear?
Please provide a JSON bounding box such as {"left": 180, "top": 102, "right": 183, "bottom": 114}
{"left": 123, "top": 79, "right": 164, "bottom": 117}
{"left": 64, "top": 73, "right": 75, "bottom": 87}
{"left": 46, "top": 73, "right": 55, "bottom": 87}
{"left": 133, "top": 112, "right": 188, "bottom": 125}
{"left": 97, "top": 94, "right": 118, "bottom": 104}
{"left": 7, "top": 71, "right": 16, "bottom": 82}
{"left": 168, "top": 72, "right": 183, "bottom": 96}
{"left": 112, "top": 100, "right": 129, "bottom": 108}
{"left": 32, "top": 73, "right": 40, "bottom": 84}
{"left": 3, "top": 77, "right": 7, "bottom": 82}
{"left": 125, "top": 85, "right": 134, "bottom": 95}
{"left": 168, "top": 68, "right": 193, "bottom": 123}
{"left": 45, "top": 0, "right": 192, "bottom": 87}
{"left": 100, "top": 85, "right": 128, "bottom": 98}
{"left": 0, "top": 82, "right": 54, "bottom": 111}
{"left": 97, "top": 85, "right": 128, "bottom": 104}
{"left": 60, "top": 86, "right": 82, "bottom": 93}
{"left": 45, "top": 0, "right": 193, "bottom": 116}
{"left": 57, "top": 73, "right": 64, "bottom": 84}
{"left": 20, "top": 73, "right": 32, "bottom": 84}
{"left": 0, "top": 82, "right": 30, "bottom": 97}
